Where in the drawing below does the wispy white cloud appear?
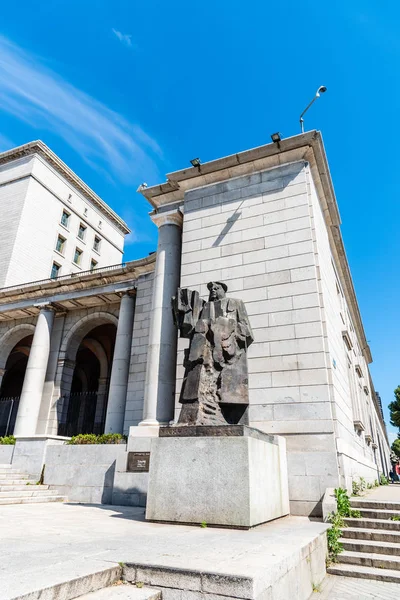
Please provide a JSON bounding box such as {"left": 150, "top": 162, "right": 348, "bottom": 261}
{"left": 0, "top": 35, "right": 161, "bottom": 183}
{"left": 388, "top": 430, "right": 398, "bottom": 445}
{"left": 112, "top": 29, "right": 133, "bottom": 48}
{"left": 0, "top": 133, "right": 14, "bottom": 151}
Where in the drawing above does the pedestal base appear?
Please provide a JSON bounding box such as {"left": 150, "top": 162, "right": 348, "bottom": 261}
{"left": 146, "top": 426, "right": 289, "bottom": 528}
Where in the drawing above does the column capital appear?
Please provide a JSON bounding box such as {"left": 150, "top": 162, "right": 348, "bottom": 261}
{"left": 33, "top": 302, "right": 57, "bottom": 313}
{"left": 150, "top": 209, "right": 183, "bottom": 229}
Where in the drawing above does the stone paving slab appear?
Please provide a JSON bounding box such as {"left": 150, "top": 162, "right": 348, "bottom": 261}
{"left": 317, "top": 574, "right": 400, "bottom": 599}
{"left": 0, "top": 502, "right": 328, "bottom": 599}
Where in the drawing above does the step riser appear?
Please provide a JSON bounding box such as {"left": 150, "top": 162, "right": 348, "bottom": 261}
{"left": 345, "top": 518, "right": 400, "bottom": 531}
{"left": 0, "top": 490, "right": 58, "bottom": 497}
{"left": 351, "top": 501, "right": 400, "bottom": 511}
{"left": 339, "top": 554, "right": 400, "bottom": 571}
{"left": 0, "top": 485, "right": 49, "bottom": 491}
{"left": 341, "top": 541, "right": 400, "bottom": 556}
{"left": 0, "top": 475, "right": 31, "bottom": 480}
{"left": 0, "top": 496, "right": 64, "bottom": 504}
{"left": 341, "top": 529, "right": 400, "bottom": 543}
{"left": 0, "top": 479, "right": 36, "bottom": 485}
{"left": 328, "top": 565, "right": 400, "bottom": 584}
{"left": 359, "top": 510, "right": 400, "bottom": 519}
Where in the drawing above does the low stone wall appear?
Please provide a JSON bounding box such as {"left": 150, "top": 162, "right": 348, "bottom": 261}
{"left": 44, "top": 444, "right": 127, "bottom": 504}
{"left": 0, "top": 444, "right": 14, "bottom": 464}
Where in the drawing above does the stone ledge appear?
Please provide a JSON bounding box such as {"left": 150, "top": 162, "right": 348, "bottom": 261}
{"left": 159, "top": 424, "right": 278, "bottom": 444}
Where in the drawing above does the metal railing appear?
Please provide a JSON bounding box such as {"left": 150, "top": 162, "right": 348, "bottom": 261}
{"left": 57, "top": 392, "right": 103, "bottom": 437}
{"left": 0, "top": 397, "right": 20, "bottom": 437}
{"left": 0, "top": 263, "right": 127, "bottom": 295}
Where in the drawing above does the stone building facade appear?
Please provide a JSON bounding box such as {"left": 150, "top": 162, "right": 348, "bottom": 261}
{"left": 0, "top": 131, "right": 391, "bottom": 516}
{"left": 0, "top": 141, "right": 128, "bottom": 287}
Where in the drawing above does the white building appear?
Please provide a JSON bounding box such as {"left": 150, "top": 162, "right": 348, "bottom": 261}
{"left": 0, "top": 141, "right": 129, "bottom": 287}
{"left": 0, "top": 132, "right": 391, "bottom": 516}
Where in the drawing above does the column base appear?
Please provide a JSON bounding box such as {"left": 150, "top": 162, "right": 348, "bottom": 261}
{"left": 129, "top": 425, "right": 160, "bottom": 438}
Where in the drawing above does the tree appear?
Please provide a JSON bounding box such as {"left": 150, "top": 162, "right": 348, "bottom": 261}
{"left": 389, "top": 386, "right": 400, "bottom": 428}
{"left": 392, "top": 438, "right": 400, "bottom": 461}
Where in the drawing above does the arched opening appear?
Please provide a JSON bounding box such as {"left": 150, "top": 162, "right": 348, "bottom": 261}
{"left": 60, "top": 323, "right": 116, "bottom": 436}
{"left": 0, "top": 334, "right": 33, "bottom": 436}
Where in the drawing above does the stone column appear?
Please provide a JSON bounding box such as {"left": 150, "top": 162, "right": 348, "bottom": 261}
{"left": 14, "top": 305, "right": 55, "bottom": 436}
{"left": 140, "top": 210, "right": 183, "bottom": 427}
{"left": 104, "top": 292, "right": 136, "bottom": 433}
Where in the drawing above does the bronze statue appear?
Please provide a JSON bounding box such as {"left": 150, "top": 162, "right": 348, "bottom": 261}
{"left": 172, "top": 281, "right": 254, "bottom": 426}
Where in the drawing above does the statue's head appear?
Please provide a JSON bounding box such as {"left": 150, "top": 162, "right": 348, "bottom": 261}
{"left": 207, "top": 281, "right": 227, "bottom": 301}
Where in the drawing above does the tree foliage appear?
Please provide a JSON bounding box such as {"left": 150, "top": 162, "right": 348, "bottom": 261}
{"left": 392, "top": 438, "right": 400, "bottom": 460}
{"left": 389, "top": 386, "right": 400, "bottom": 428}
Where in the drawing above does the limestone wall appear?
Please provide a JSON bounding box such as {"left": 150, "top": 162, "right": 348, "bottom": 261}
{"left": 44, "top": 443, "right": 126, "bottom": 504}
{"left": 175, "top": 161, "right": 342, "bottom": 515}
{"left": 124, "top": 272, "right": 154, "bottom": 432}
{"left": 307, "top": 169, "right": 390, "bottom": 485}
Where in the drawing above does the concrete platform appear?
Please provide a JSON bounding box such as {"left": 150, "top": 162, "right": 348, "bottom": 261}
{"left": 0, "top": 503, "right": 328, "bottom": 600}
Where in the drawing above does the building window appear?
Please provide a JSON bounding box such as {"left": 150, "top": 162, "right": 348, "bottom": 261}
{"left": 93, "top": 236, "right": 101, "bottom": 252}
{"left": 98, "top": 220, "right": 102, "bottom": 229}
{"left": 84, "top": 208, "right": 88, "bottom": 216}
{"left": 55, "top": 235, "right": 66, "bottom": 254}
{"left": 90, "top": 259, "right": 98, "bottom": 271}
{"left": 73, "top": 248, "right": 83, "bottom": 265}
{"left": 51, "top": 262, "right": 61, "bottom": 279}
{"left": 61, "top": 210, "right": 70, "bottom": 228}
{"left": 77, "top": 223, "right": 87, "bottom": 241}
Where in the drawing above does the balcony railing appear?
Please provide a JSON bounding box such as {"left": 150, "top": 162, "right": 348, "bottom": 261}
{"left": 0, "top": 263, "right": 127, "bottom": 295}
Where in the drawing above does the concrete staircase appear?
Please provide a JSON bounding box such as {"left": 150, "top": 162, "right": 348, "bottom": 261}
{"left": 328, "top": 495, "right": 400, "bottom": 582}
{"left": 0, "top": 464, "right": 64, "bottom": 505}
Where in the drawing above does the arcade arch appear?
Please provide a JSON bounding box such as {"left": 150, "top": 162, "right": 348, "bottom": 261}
{"left": 58, "top": 314, "right": 117, "bottom": 436}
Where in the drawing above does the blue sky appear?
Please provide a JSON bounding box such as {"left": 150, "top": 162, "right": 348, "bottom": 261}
{"left": 0, "top": 1, "right": 399, "bottom": 439}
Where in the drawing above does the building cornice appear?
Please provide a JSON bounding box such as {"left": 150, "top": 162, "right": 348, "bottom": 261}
{"left": 139, "top": 131, "right": 372, "bottom": 366}
{"left": 0, "top": 141, "right": 130, "bottom": 234}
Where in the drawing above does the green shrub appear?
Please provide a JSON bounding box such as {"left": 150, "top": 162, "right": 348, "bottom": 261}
{"left": 380, "top": 474, "right": 389, "bottom": 486}
{"left": 374, "top": 479, "right": 379, "bottom": 487}
{"left": 390, "top": 515, "right": 400, "bottom": 521}
{"left": 327, "top": 512, "right": 344, "bottom": 564}
{"left": 335, "top": 487, "right": 361, "bottom": 518}
{"left": 67, "top": 433, "right": 127, "bottom": 445}
{"left": 0, "top": 435, "right": 16, "bottom": 445}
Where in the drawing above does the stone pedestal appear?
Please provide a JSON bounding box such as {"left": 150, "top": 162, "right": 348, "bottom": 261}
{"left": 146, "top": 426, "right": 289, "bottom": 528}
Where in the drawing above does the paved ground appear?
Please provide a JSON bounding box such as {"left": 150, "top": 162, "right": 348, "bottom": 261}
{"left": 317, "top": 574, "right": 400, "bottom": 599}
{"left": 362, "top": 482, "right": 400, "bottom": 501}
{"left": 0, "top": 502, "right": 327, "bottom": 599}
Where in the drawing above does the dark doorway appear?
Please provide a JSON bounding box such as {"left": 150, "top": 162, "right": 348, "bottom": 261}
{"left": 0, "top": 335, "right": 33, "bottom": 436}
{"left": 61, "top": 323, "right": 116, "bottom": 436}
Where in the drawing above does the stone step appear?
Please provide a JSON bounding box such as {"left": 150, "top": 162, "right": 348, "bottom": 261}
{"left": 0, "top": 484, "right": 49, "bottom": 491}
{"left": 0, "top": 495, "right": 64, "bottom": 505}
{"left": 3, "top": 563, "right": 121, "bottom": 600}
{"left": 76, "top": 584, "right": 161, "bottom": 599}
{"left": 0, "top": 464, "right": 12, "bottom": 468}
{"left": 328, "top": 562, "right": 400, "bottom": 583}
{"left": 344, "top": 517, "right": 400, "bottom": 531}
{"left": 357, "top": 507, "right": 400, "bottom": 520}
{"left": 338, "top": 550, "right": 400, "bottom": 571}
{"left": 0, "top": 488, "right": 60, "bottom": 498}
{"left": 0, "top": 477, "right": 35, "bottom": 484}
{"left": 340, "top": 537, "right": 400, "bottom": 556}
{"left": 341, "top": 526, "right": 400, "bottom": 544}
{"left": 351, "top": 498, "right": 400, "bottom": 511}
{"left": 0, "top": 469, "right": 26, "bottom": 475}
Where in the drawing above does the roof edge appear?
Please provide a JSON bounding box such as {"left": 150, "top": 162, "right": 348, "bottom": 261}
{"left": 0, "top": 140, "right": 130, "bottom": 235}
